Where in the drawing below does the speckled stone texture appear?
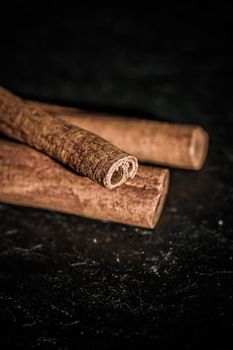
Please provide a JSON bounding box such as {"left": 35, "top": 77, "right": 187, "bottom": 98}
{"left": 0, "top": 4, "right": 233, "bottom": 350}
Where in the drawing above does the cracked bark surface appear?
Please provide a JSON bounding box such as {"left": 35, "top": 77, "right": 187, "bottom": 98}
{"left": 32, "top": 101, "right": 209, "bottom": 170}
{"left": 0, "top": 139, "right": 169, "bottom": 228}
{"left": 0, "top": 86, "right": 138, "bottom": 189}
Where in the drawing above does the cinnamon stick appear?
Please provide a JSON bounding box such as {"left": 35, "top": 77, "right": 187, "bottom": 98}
{"left": 0, "top": 86, "right": 138, "bottom": 189}
{"left": 32, "top": 101, "right": 209, "bottom": 170}
{"left": 0, "top": 139, "right": 169, "bottom": 229}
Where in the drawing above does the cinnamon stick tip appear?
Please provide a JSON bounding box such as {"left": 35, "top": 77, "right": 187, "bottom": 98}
{"left": 150, "top": 168, "right": 170, "bottom": 229}
{"left": 189, "top": 127, "right": 209, "bottom": 170}
{"left": 103, "top": 155, "right": 138, "bottom": 190}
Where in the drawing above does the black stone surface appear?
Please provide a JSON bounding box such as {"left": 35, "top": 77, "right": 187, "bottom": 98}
{"left": 0, "top": 5, "right": 233, "bottom": 350}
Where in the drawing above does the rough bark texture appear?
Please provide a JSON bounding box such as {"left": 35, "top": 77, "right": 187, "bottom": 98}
{"left": 0, "top": 139, "right": 169, "bottom": 229}
{"left": 0, "top": 86, "right": 138, "bottom": 189}
{"left": 32, "top": 101, "right": 209, "bottom": 170}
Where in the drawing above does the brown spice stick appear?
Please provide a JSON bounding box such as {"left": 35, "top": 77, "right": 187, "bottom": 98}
{"left": 0, "top": 86, "right": 138, "bottom": 189}
{"left": 32, "top": 101, "right": 209, "bottom": 170}
{"left": 0, "top": 139, "right": 169, "bottom": 229}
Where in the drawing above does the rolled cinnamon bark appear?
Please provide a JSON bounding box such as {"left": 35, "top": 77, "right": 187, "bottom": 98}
{"left": 0, "top": 139, "right": 169, "bottom": 229}
{"left": 0, "top": 86, "right": 138, "bottom": 189}
{"left": 32, "top": 101, "right": 209, "bottom": 170}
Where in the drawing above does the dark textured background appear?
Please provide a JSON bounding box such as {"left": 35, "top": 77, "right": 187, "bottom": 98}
{"left": 0, "top": 4, "right": 233, "bottom": 349}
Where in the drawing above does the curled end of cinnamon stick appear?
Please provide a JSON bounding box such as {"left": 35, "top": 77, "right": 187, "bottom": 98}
{"left": 151, "top": 168, "right": 170, "bottom": 229}
{"left": 189, "top": 127, "right": 209, "bottom": 170}
{"left": 103, "top": 155, "right": 138, "bottom": 190}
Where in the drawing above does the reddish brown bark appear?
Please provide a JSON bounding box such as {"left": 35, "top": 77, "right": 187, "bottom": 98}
{"left": 0, "top": 139, "right": 169, "bottom": 228}
{"left": 0, "top": 86, "right": 138, "bottom": 189}
{"left": 32, "top": 101, "right": 209, "bottom": 170}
